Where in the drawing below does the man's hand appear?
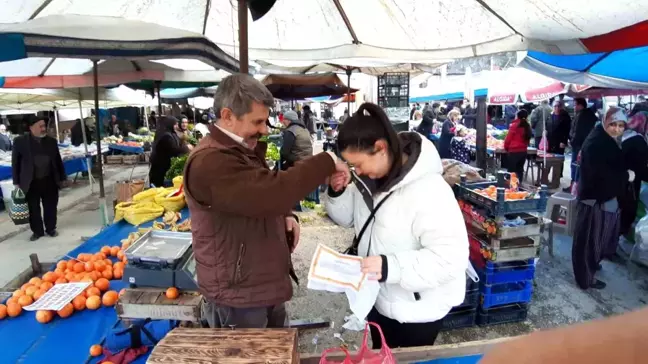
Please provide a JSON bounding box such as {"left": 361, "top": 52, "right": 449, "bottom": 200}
{"left": 330, "top": 162, "right": 351, "bottom": 192}
{"left": 285, "top": 216, "right": 300, "bottom": 253}
{"left": 361, "top": 256, "right": 384, "bottom": 281}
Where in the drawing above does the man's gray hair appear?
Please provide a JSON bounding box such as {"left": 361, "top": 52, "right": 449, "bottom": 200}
{"left": 213, "top": 74, "right": 274, "bottom": 119}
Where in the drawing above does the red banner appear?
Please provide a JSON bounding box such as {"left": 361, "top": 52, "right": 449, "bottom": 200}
{"left": 522, "top": 82, "right": 566, "bottom": 102}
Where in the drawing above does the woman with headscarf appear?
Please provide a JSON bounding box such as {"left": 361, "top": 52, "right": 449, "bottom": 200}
{"left": 572, "top": 107, "right": 633, "bottom": 290}
{"left": 437, "top": 109, "right": 461, "bottom": 159}
{"left": 149, "top": 116, "right": 190, "bottom": 187}
{"left": 449, "top": 124, "right": 471, "bottom": 164}
{"left": 619, "top": 111, "right": 648, "bottom": 235}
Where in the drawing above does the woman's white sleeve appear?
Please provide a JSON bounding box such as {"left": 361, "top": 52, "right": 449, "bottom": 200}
{"left": 384, "top": 192, "right": 468, "bottom": 291}
{"left": 324, "top": 185, "right": 355, "bottom": 228}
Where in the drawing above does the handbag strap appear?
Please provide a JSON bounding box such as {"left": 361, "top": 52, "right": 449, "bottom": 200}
{"left": 353, "top": 191, "right": 394, "bottom": 252}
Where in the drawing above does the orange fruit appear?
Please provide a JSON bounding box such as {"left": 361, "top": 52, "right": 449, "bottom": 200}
{"left": 95, "top": 252, "right": 107, "bottom": 260}
{"left": 86, "top": 296, "right": 101, "bottom": 310}
{"left": 65, "top": 272, "right": 76, "bottom": 281}
{"left": 104, "top": 258, "right": 113, "bottom": 267}
{"left": 21, "top": 283, "right": 33, "bottom": 291}
{"left": 73, "top": 263, "right": 85, "bottom": 273}
{"left": 84, "top": 262, "right": 94, "bottom": 272}
{"left": 110, "top": 246, "right": 120, "bottom": 257}
{"left": 102, "top": 270, "right": 113, "bottom": 280}
{"left": 102, "top": 291, "right": 119, "bottom": 306}
{"left": 55, "top": 277, "right": 68, "bottom": 285}
{"left": 0, "top": 304, "right": 6, "bottom": 319}
{"left": 57, "top": 303, "right": 74, "bottom": 318}
{"left": 113, "top": 262, "right": 124, "bottom": 271}
{"left": 42, "top": 272, "right": 56, "bottom": 283}
{"left": 56, "top": 261, "right": 67, "bottom": 270}
{"left": 89, "top": 344, "right": 103, "bottom": 357}
{"left": 101, "top": 246, "right": 111, "bottom": 255}
{"left": 36, "top": 310, "right": 53, "bottom": 323}
{"left": 40, "top": 281, "right": 54, "bottom": 291}
{"left": 66, "top": 260, "right": 76, "bottom": 270}
{"left": 117, "top": 251, "right": 125, "bottom": 260}
{"left": 165, "top": 287, "right": 179, "bottom": 299}
{"left": 33, "top": 289, "right": 46, "bottom": 301}
{"left": 24, "top": 286, "right": 38, "bottom": 297}
{"left": 89, "top": 271, "right": 100, "bottom": 281}
{"left": 12, "top": 289, "right": 25, "bottom": 298}
{"left": 94, "top": 261, "right": 106, "bottom": 272}
{"left": 18, "top": 295, "right": 33, "bottom": 307}
{"left": 29, "top": 277, "right": 42, "bottom": 286}
{"left": 113, "top": 269, "right": 123, "bottom": 280}
{"left": 72, "top": 295, "right": 86, "bottom": 311}
{"left": 5, "top": 297, "right": 18, "bottom": 306}
{"left": 85, "top": 287, "right": 101, "bottom": 297}
{"left": 54, "top": 268, "right": 65, "bottom": 276}
{"left": 7, "top": 302, "right": 22, "bottom": 317}
{"left": 95, "top": 278, "right": 110, "bottom": 292}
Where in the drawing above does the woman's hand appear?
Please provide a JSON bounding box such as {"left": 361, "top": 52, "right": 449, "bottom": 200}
{"left": 361, "top": 256, "right": 384, "bottom": 281}
{"left": 330, "top": 163, "right": 351, "bottom": 192}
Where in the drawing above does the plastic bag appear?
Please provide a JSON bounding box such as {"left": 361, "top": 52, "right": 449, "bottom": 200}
{"left": 172, "top": 176, "right": 183, "bottom": 189}
{"left": 123, "top": 202, "right": 164, "bottom": 226}
{"left": 154, "top": 188, "right": 186, "bottom": 212}
{"left": 9, "top": 188, "right": 29, "bottom": 225}
{"left": 132, "top": 188, "right": 164, "bottom": 203}
{"left": 538, "top": 135, "right": 548, "bottom": 151}
{"left": 319, "top": 322, "right": 395, "bottom": 364}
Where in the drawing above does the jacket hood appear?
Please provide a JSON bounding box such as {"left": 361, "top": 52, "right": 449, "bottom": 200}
{"left": 383, "top": 131, "right": 442, "bottom": 192}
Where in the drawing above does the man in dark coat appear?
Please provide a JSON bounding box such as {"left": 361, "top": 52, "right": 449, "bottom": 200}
{"left": 568, "top": 98, "right": 598, "bottom": 190}
{"left": 12, "top": 116, "right": 67, "bottom": 241}
{"left": 548, "top": 101, "right": 572, "bottom": 155}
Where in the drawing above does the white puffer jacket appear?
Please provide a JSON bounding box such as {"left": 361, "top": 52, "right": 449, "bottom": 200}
{"left": 325, "top": 132, "right": 468, "bottom": 323}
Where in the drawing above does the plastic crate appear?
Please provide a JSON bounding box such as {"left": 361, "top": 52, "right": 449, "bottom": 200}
{"left": 477, "top": 259, "right": 536, "bottom": 285}
{"left": 457, "top": 172, "right": 548, "bottom": 216}
{"left": 477, "top": 303, "right": 529, "bottom": 326}
{"left": 468, "top": 233, "right": 539, "bottom": 268}
{"left": 458, "top": 276, "right": 480, "bottom": 309}
{"left": 305, "top": 188, "right": 320, "bottom": 204}
{"left": 441, "top": 307, "right": 477, "bottom": 331}
{"left": 481, "top": 280, "right": 533, "bottom": 309}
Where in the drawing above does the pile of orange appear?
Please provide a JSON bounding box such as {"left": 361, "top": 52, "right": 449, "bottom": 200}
{"left": 0, "top": 245, "right": 128, "bottom": 322}
{"left": 474, "top": 185, "right": 529, "bottom": 201}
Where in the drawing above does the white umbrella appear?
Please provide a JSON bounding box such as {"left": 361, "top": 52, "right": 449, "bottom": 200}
{"left": 4, "top": 0, "right": 648, "bottom": 69}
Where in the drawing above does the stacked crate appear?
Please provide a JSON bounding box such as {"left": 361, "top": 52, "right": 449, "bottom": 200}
{"left": 455, "top": 172, "right": 548, "bottom": 327}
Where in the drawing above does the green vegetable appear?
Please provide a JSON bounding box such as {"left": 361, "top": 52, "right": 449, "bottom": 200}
{"left": 187, "top": 135, "right": 198, "bottom": 146}
{"left": 165, "top": 154, "right": 188, "bottom": 181}
{"left": 301, "top": 201, "right": 317, "bottom": 210}
{"left": 266, "top": 142, "right": 280, "bottom": 162}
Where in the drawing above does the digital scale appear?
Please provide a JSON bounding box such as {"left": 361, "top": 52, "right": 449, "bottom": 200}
{"left": 122, "top": 230, "right": 198, "bottom": 290}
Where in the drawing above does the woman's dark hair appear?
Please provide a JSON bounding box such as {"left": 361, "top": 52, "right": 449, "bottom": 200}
{"left": 336, "top": 103, "right": 402, "bottom": 190}
{"left": 516, "top": 109, "right": 532, "bottom": 141}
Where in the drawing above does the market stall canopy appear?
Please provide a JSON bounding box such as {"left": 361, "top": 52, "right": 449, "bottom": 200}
{"left": 0, "top": 85, "right": 154, "bottom": 111}
{"left": 159, "top": 87, "right": 217, "bottom": 100}
{"left": 253, "top": 59, "right": 448, "bottom": 77}
{"left": 0, "top": 14, "right": 238, "bottom": 72}
{"left": 520, "top": 45, "right": 648, "bottom": 89}
{"left": 485, "top": 68, "right": 568, "bottom": 105}
{"left": 261, "top": 73, "right": 358, "bottom": 100}
{"left": 566, "top": 84, "right": 648, "bottom": 98}
{"left": 0, "top": 58, "right": 229, "bottom": 89}
{"left": 5, "top": 0, "right": 648, "bottom": 71}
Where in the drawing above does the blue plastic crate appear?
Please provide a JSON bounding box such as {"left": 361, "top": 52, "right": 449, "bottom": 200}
{"left": 305, "top": 188, "right": 320, "bottom": 204}
{"left": 480, "top": 280, "right": 533, "bottom": 309}
{"left": 477, "top": 303, "right": 529, "bottom": 326}
{"left": 441, "top": 307, "right": 477, "bottom": 331}
{"left": 477, "top": 259, "right": 536, "bottom": 285}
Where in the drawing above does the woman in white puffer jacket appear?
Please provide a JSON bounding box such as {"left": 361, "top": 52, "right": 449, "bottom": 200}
{"left": 326, "top": 102, "right": 468, "bottom": 349}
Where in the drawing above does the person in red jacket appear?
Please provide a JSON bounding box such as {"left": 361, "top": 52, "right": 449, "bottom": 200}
{"left": 504, "top": 109, "right": 532, "bottom": 179}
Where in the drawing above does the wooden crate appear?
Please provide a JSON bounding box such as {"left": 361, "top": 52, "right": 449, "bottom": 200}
{"left": 139, "top": 151, "right": 151, "bottom": 164}
{"left": 147, "top": 328, "right": 299, "bottom": 364}
{"left": 116, "top": 288, "right": 202, "bottom": 323}
{"left": 106, "top": 155, "right": 123, "bottom": 165}
{"left": 122, "top": 155, "right": 139, "bottom": 165}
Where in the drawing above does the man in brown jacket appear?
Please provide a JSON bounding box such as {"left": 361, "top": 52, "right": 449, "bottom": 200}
{"left": 184, "top": 74, "right": 344, "bottom": 329}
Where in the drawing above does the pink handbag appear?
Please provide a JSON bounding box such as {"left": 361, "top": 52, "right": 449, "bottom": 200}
{"left": 538, "top": 135, "right": 548, "bottom": 151}
{"left": 319, "top": 322, "right": 396, "bottom": 364}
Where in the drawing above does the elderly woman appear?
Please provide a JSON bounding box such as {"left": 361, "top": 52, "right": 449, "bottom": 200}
{"left": 573, "top": 107, "right": 633, "bottom": 290}
{"left": 437, "top": 109, "right": 461, "bottom": 159}
{"left": 450, "top": 124, "right": 471, "bottom": 164}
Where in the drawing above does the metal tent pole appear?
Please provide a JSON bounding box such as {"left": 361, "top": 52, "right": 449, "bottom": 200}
{"left": 53, "top": 106, "right": 60, "bottom": 142}
{"left": 238, "top": 0, "right": 249, "bottom": 74}
{"left": 346, "top": 68, "right": 352, "bottom": 114}
{"left": 93, "top": 60, "right": 108, "bottom": 227}
{"left": 78, "top": 99, "right": 94, "bottom": 193}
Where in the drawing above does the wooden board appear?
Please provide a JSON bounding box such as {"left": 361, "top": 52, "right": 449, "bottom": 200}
{"left": 147, "top": 327, "right": 299, "bottom": 364}
{"left": 300, "top": 337, "right": 511, "bottom": 364}
{"left": 1, "top": 260, "right": 56, "bottom": 291}
{"left": 116, "top": 288, "right": 202, "bottom": 322}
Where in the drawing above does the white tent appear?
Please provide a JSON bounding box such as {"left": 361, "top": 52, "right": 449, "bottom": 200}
{"left": 5, "top": 0, "right": 648, "bottom": 71}
{"left": 0, "top": 86, "right": 154, "bottom": 111}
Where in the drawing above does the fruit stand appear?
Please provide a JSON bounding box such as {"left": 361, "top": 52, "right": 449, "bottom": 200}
{"left": 447, "top": 171, "right": 547, "bottom": 329}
